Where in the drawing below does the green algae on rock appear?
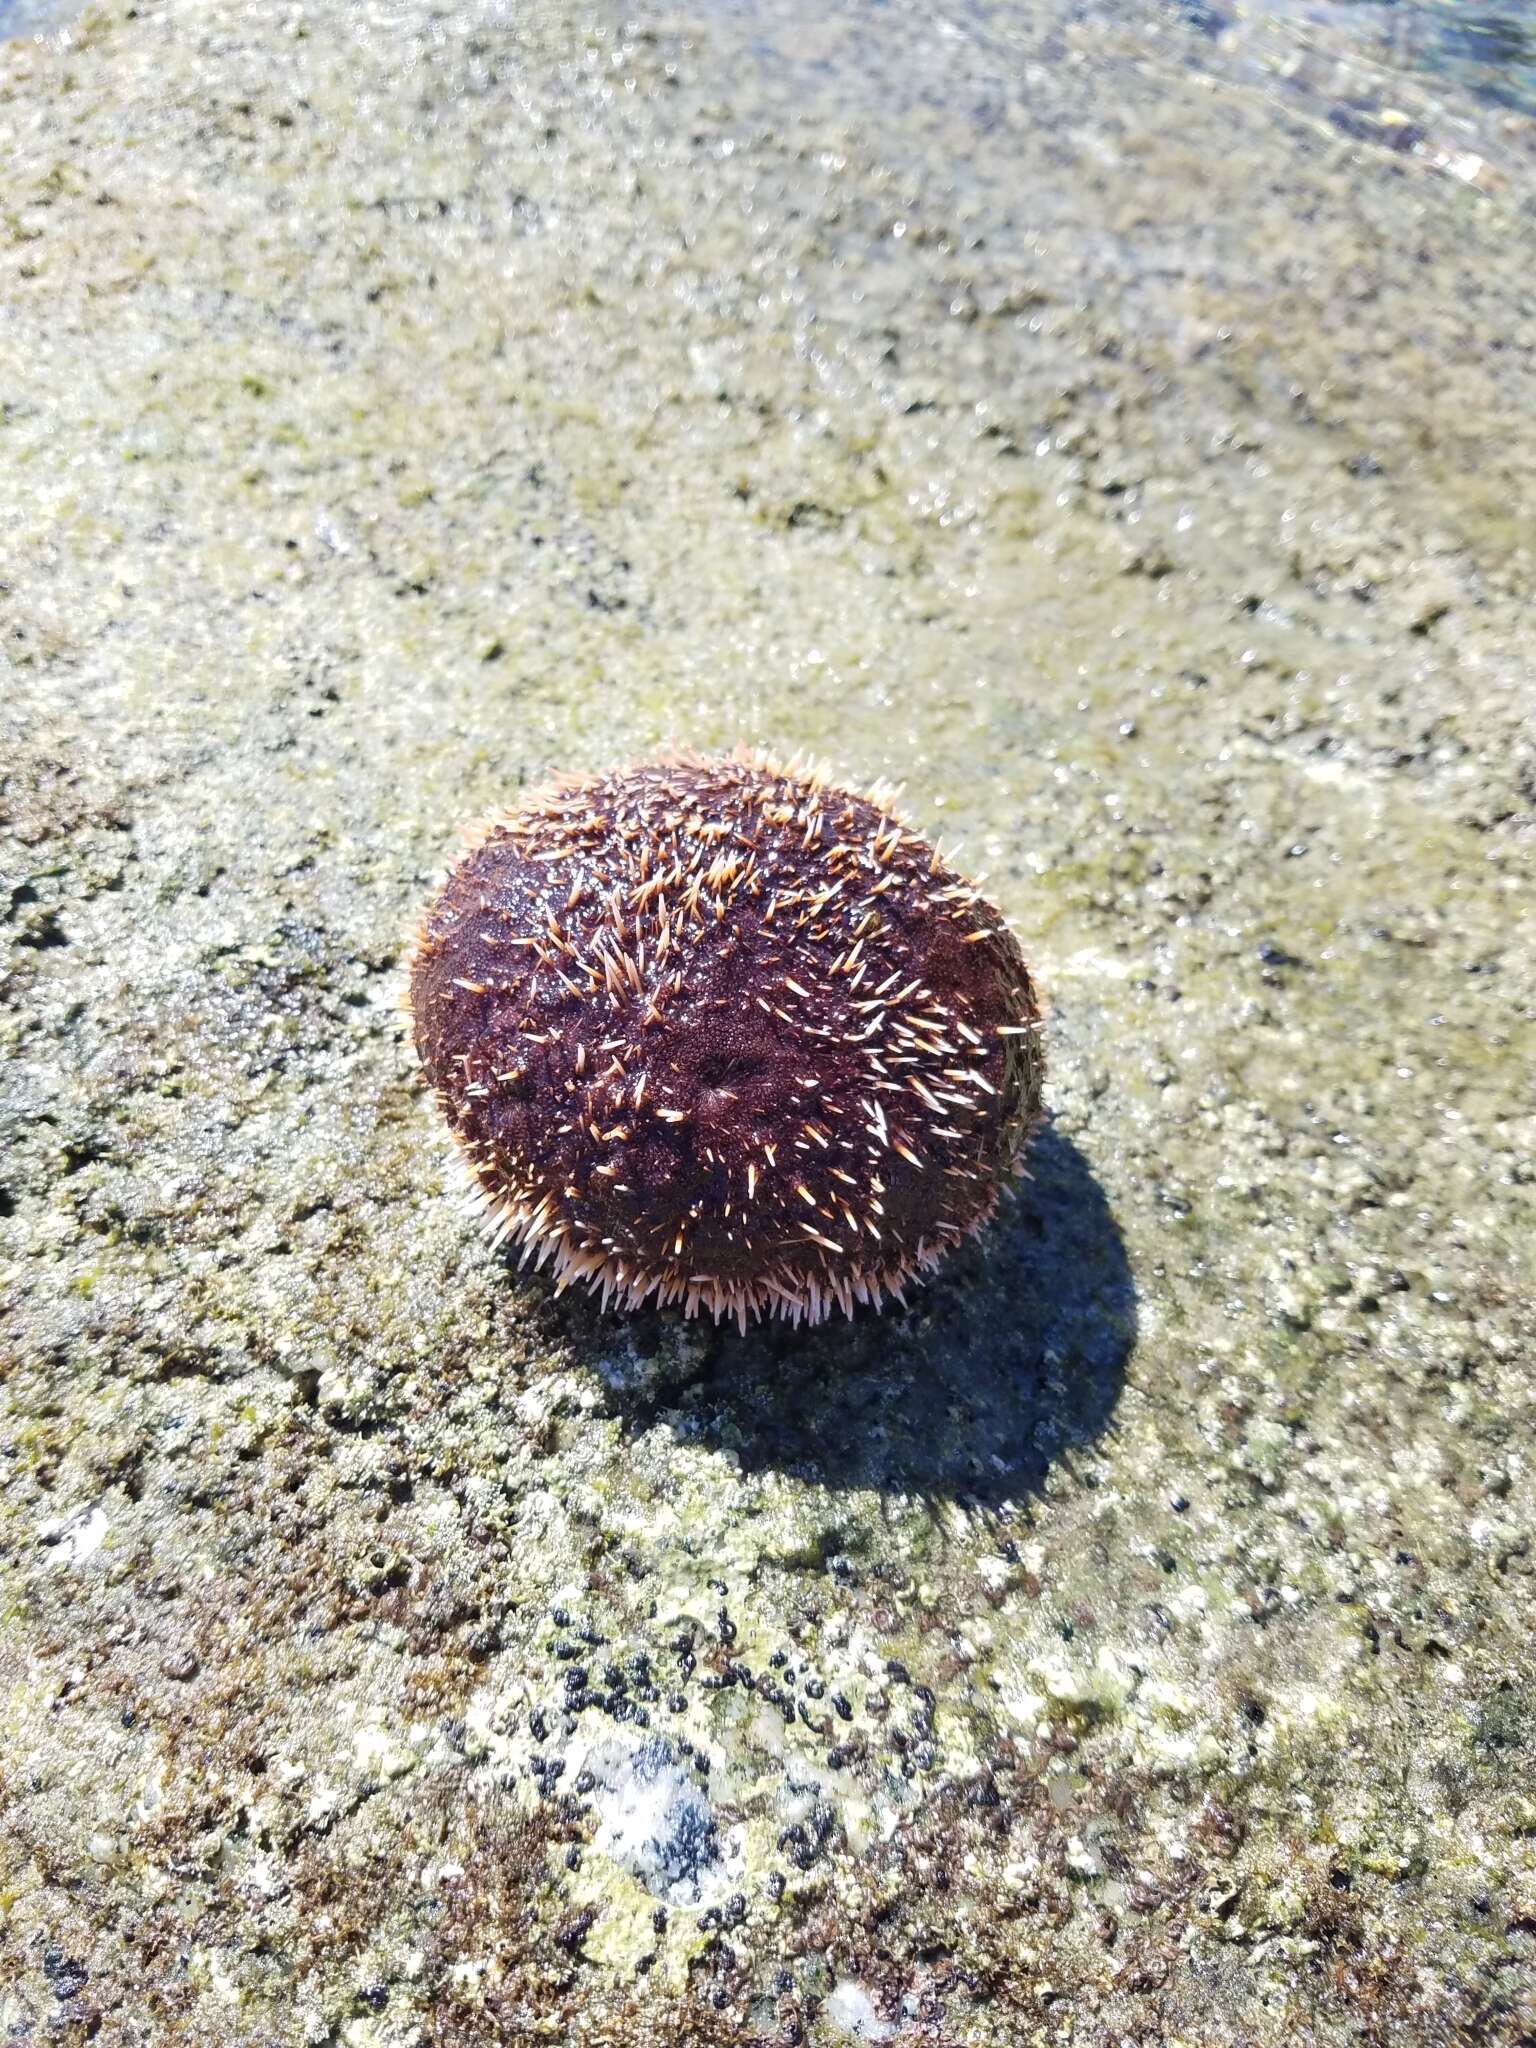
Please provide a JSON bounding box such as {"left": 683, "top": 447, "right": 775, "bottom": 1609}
{"left": 409, "top": 751, "right": 1045, "bottom": 1327}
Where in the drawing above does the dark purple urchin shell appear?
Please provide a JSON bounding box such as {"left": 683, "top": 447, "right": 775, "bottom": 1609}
{"left": 408, "top": 750, "right": 1045, "bottom": 1327}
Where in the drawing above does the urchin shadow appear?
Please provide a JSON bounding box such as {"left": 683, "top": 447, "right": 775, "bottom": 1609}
{"left": 559, "top": 1125, "right": 1134, "bottom": 1509}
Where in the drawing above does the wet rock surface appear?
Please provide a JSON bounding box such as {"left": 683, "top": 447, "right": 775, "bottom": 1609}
{"left": 2, "top": 0, "right": 1534, "bottom": 2042}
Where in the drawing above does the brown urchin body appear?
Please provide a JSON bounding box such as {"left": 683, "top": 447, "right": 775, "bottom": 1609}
{"left": 408, "top": 750, "right": 1044, "bottom": 1327}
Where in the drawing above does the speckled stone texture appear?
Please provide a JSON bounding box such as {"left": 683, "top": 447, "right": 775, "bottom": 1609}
{"left": 1, "top": 1, "right": 1533, "bottom": 2043}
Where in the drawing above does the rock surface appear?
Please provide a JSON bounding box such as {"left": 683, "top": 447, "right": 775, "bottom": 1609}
{"left": 2, "top": 0, "right": 1533, "bottom": 2042}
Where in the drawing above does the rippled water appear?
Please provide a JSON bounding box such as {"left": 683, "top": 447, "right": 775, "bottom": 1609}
{"left": 4, "top": 0, "right": 1533, "bottom": 134}
{"left": 0, "top": 0, "right": 68, "bottom": 35}
{"left": 1244, "top": 0, "right": 1536, "bottom": 113}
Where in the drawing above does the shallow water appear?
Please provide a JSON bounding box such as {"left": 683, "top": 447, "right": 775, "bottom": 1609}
{"left": 7, "top": 0, "right": 1536, "bottom": 130}
{"left": 693, "top": 0, "right": 1536, "bottom": 198}
{"left": 0, "top": 0, "right": 68, "bottom": 34}
{"left": 1257, "top": 0, "right": 1536, "bottom": 113}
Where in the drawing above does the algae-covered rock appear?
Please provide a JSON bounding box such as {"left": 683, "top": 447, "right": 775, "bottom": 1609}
{"left": 1, "top": 0, "right": 1534, "bottom": 2041}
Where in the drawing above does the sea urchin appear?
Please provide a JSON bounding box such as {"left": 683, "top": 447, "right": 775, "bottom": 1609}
{"left": 408, "top": 750, "right": 1044, "bottom": 1327}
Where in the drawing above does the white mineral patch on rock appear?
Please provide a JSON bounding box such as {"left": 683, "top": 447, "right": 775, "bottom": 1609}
{"left": 353, "top": 1723, "right": 419, "bottom": 1783}
{"left": 585, "top": 1736, "right": 742, "bottom": 1908}
{"left": 40, "top": 1504, "right": 109, "bottom": 1567}
{"left": 824, "top": 1979, "right": 896, "bottom": 2042}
